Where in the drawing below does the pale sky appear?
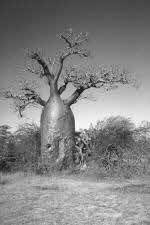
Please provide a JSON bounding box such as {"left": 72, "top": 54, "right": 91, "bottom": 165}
{"left": 0, "top": 0, "right": 150, "bottom": 131}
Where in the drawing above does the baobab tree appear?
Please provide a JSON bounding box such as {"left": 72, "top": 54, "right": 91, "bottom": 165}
{"left": 0, "top": 28, "right": 136, "bottom": 171}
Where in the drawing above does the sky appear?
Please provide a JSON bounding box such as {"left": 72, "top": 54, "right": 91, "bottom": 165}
{"left": 0, "top": 0, "right": 150, "bottom": 131}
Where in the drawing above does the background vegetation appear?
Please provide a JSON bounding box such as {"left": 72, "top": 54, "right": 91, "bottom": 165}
{"left": 0, "top": 116, "right": 150, "bottom": 178}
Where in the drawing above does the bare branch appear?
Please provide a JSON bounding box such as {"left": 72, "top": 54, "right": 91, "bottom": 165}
{"left": 54, "top": 29, "right": 90, "bottom": 83}
{"left": 0, "top": 79, "right": 46, "bottom": 117}
{"left": 1, "top": 88, "right": 46, "bottom": 117}
{"left": 63, "top": 64, "right": 137, "bottom": 106}
{"left": 27, "top": 51, "right": 54, "bottom": 82}
{"left": 58, "top": 80, "right": 69, "bottom": 95}
{"left": 54, "top": 56, "right": 65, "bottom": 83}
{"left": 30, "top": 52, "right": 49, "bottom": 74}
{"left": 59, "top": 28, "right": 89, "bottom": 50}
{"left": 60, "top": 33, "right": 72, "bottom": 48}
{"left": 63, "top": 64, "right": 136, "bottom": 90}
{"left": 22, "top": 87, "right": 46, "bottom": 106}
{"left": 35, "top": 96, "right": 46, "bottom": 106}
{"left": 77, "top": 92, "right": 97, "bottom": 102}
{"left": 25, "top": 64, "right": 45, "bottom": 77}
{"left": 64, "top": 87, "right": 85, "bottom": 106}
{"left": 0, "top": 89, "right": 14, "bottom": 99}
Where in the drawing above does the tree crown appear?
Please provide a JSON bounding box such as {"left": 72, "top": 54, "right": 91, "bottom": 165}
{"left": 0, "top": 28, "right": 138, "bottom": 116}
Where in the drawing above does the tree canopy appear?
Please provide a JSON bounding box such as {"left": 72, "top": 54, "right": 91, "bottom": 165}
{"left": 0, "top": 28, "right": 137, "bottom": 117}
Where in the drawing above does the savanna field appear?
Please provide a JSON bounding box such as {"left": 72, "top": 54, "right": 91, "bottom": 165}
{"left": 0, "top": 117, "right": 150, "bottom": 224}
{"left": 1, "top": 1, "right": 150, "bottom": 225}
{"left": 0, "top": 172, "right": 150, "bottom": 225}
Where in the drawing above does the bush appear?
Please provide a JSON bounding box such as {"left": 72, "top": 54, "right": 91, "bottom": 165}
{"left": 77, "top": 116, "right": 150, "bottom": 178}
{"left": 0, "top": 123, "right": 41, "bottom": 172}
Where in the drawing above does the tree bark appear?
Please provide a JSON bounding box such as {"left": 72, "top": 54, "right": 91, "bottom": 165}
{"left": 40, "top": 83, "right": 75, "bottom": 171}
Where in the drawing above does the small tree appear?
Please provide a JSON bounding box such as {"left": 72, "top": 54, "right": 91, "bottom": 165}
{"left": 14, "top": 123, "right": 40, "bottom": 171}
{"left": 0, "top": 28, "right": 136, "bottom": 171}
{"left": 0, "top": 125, "right": 15, "bottom": 171}
{"left": 0, "top": 125, "right": 12, "bottom": 158}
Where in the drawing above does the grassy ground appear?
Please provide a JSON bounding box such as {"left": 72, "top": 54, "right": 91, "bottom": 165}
{"left": 0, "top": 172, "right": 150, "bottom": 225}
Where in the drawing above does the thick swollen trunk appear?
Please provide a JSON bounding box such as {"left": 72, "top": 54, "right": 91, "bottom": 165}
{"left": 40, "top": 87, "right": 75, "bottom": 170}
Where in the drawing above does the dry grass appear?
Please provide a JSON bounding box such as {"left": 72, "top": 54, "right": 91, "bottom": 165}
{"left": 0, "top": 172, "right": 150, "bottom": 225}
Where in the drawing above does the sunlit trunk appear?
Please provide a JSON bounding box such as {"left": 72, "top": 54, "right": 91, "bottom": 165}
{"left": 40, "top": 83, "right": 75, "bottom": 170}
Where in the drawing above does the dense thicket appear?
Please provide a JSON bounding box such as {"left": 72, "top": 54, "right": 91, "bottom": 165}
{"left": 0, "top": 116, "right": 150, "bottom": 177}
{"left": 78, "top": 117, "right": 150, "bottom": 178}
{"left": 0, "top": 123, "right": 40, "bottom": 172}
